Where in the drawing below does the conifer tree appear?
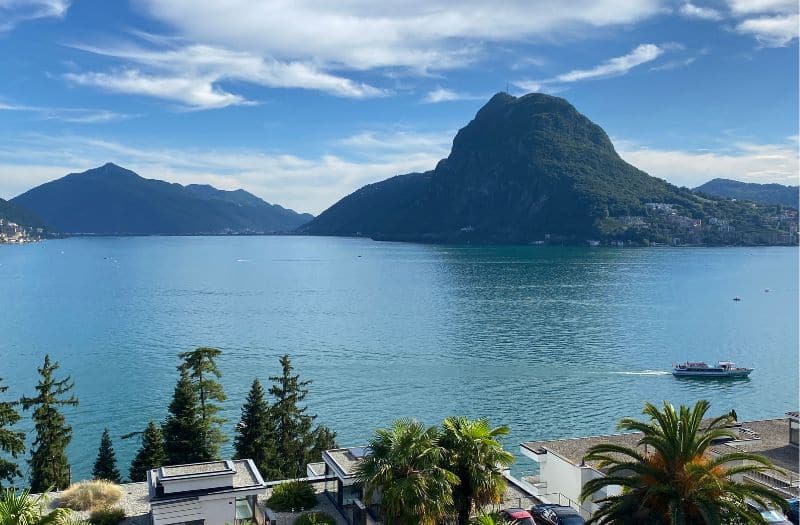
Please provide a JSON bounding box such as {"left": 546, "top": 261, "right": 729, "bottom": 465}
{"left": 20, "top": 355, "right": 79, "bottom": 492}
{"left": 0, "top": 377, "right": 25, "bottom": 488}
{"left": 92, "top": 428, "right": 122, "bottom": 483}
{"left": 178, "top": 347, "right": 226, "bottom": 460}
{"left": 129, "top": 421, "right": 166, "bottom": 482}
{"left": 234, "top": 379, "right": 278, "bottom": 479}
{"left": 266, "top": 355, "right": 337, "bottom": 478}
{"left": 162, "top": 368, "right": 204, "bottom": 465}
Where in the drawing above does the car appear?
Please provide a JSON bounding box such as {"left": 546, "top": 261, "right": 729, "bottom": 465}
{"left": 787, "top": 498, "right": 799, "bottom": 525}
{"left": 746, "top": 501, "right": 793, "bottom": 524}
{"left": 530, "top": 503, "right": 586, "bottom": 525}
{"left": 500, "top": 508, "right": 535, "bottom": 525}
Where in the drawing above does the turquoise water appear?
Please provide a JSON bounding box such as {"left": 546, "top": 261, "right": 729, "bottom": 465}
{"left": 1, "top": 237, "right": 797, "bottom": 482}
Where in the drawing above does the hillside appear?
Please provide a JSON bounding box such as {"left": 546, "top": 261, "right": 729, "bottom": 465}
{"left": 12, "top": 163, "right": 313, "bottom": 235}
{"left": 695, "top": 178, "right": 799, "bottom": 209}
{"left": 0, "top": 198, "right": 46, "bottom": 229}
{"left": 302, "top": 93, "right": 796, "bottom": 246}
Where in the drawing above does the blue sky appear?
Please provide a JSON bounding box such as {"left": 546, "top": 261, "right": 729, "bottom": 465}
{"left": 0, "top": 0, "right": 797, "bottom": 214}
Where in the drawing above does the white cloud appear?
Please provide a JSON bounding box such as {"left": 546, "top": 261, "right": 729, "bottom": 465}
{"left": 133, "top": 0, "right": 666, "bottom": 72}
{"left": 0, "top": 0, "right": 68, "bottom": 31}
{"left": 0, "top": 100, "right": 133, "bottom": 123}
{"left": 422, "top": 88, "right": 485, "bottom": 103}
{"left": 679, "top": 3, "right": 723, "bottom": 20}
{"left": 0, "top": 130, "right": 452, "bottom": 213}
{"left": 515, "top": 44, "right": 665, "bottom": 92}
{"left": 64, "top": 42, "right": 387, "bottom": 109}
{"left": 616, "top": 137, "right": 800, "bottom": 188}
{"left": 725, "top": 0, "right": 799, "bottom": 46}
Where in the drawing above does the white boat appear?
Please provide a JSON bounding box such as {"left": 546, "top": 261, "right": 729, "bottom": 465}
{"left": 672, "top": 361, "right": 753, "bottom": 378}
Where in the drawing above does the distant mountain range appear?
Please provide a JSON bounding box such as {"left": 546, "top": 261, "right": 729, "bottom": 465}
{"left": 694, "top": 178, "right": 799, "bottom": 209}
{"left": 302, "top": 92, "right": 797, "bottom": 245}
{"left": 11, "top": 163, "right": 313, "bottom": 235}
{"left": 0, "top": 197, "right": 45, "bottom": 229}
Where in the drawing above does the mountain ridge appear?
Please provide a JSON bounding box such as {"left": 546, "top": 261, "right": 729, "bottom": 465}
{"left": 12, "top": 163, "right": 313, "bottom": 235}
{"left": 694, "top": 178, "right": 799, "bottom": 209}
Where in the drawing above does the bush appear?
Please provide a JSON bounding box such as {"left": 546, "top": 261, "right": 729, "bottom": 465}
{"left": 59, "top": 480, "right": 122, "bottom": 511}
{"left": 266, "top": 481, "right": 317, "bottom": 512}
{"left": 88, "top": 507, "right": 126, "bottom": 525}
{"left": 295, "top": 512, "right": 336, "bottom": 525}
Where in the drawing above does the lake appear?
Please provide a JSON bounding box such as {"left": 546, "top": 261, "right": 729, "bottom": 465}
{"left": 1, "top": 236, "right": 797, "bottom": 481}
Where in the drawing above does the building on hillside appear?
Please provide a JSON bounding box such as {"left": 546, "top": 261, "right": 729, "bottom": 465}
{"left": 520, "top": 414, "right": 799, "bottom": 518}
{"left": 146, "top": 459, "right": 267, "bottom": 525}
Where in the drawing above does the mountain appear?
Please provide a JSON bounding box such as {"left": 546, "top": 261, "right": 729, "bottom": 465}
{"left": 0, "top": 197, "right": 46, "bottom": 229}
{"left": 695, "top": 178, "right": 799, "bottom": 209}
{"left": 302, "top": 93, "right": 796, "bottom": 246}
{"left": 12, "top": 163, "right": 313, "bottom": 235}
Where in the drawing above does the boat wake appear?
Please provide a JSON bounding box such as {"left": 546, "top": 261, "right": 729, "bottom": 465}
{"left": 613, "top": 370, "right": 671, "bottom": 376}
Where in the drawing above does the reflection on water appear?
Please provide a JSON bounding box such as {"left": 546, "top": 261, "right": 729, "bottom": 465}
{"left": 0, "top": 237, "right": 797, "bottom": 479}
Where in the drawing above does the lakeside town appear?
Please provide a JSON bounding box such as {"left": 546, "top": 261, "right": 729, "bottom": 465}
{"left": 1, "top": 350, "right": 798, "bottom": 525}
{"left": 0, "top": 218, "right": 45, "bottom": 244}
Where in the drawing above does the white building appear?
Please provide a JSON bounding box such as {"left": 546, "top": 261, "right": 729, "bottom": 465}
{"left": 146, "top": 459, "right": 267, "bottom": 525}
{"left": 520, "top": 414, "right": 799, "bottom": 518}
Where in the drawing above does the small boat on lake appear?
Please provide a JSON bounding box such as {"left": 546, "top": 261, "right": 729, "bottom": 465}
{"left": 672, "top": 361, "right": 753, "bottom": 378}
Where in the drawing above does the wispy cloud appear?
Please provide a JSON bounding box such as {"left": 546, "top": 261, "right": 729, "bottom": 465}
{"left": 679, "top": 3, "right": 723, "bottom": 20}
{"left": 515, "top": 44, "right": 665, "bottom": 92}
{"left": 725, "top": 0, "right": 798, "bottom": 46}
{"left": 0, "top": 129, "right": 453, "bottom": 213}
{"left": 0, "top": 100, "right": 134, "bottom": 123}
{"left": 616, "top": 136, "right": 800, "bottom": 188}
{"left": 422, "top": 88, "right": 486, "bottom": 104}
{"left": 0, "top": 0, "right": 69, "bottom": 32}
{"left": 64, "top": 40, "right": 387, "bottom": 110}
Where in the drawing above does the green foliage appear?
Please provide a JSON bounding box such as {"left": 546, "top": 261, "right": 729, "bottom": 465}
{"left": 357, "top": 418, "right": 458, "bottom": 525}
{"left": 234, "top": 379, "right": 278, "bottom": 479}
{"left": 87, "top": 507, "right": 125, "bottom": 525}
{"left": 440, "top": 417, "right": 515, "bottom": 525}
{"left": 162, "top": 369, "right": 204, "bottom": 465}
{"left": 696, "top": 178, "right": 799, "bottom": 208}
{"left": 294, "top": 511, "right": 336, "bottom": 525}
{"left": 0, "top": 487, "right": 74, "bottom": 525}
{"left": 92, "top": 429, "right": 121, "bottom": 484}
{"left": 128, "top": 421, "right": 166, "bottom": 482}
{"left": 265, "top": 355, "right": 337, "bottom": 478}
{"left": 581, "top": 400, "right": 789, "bottom": 524}
{"left": 0, "top": 378, "right": 24, "bottom": 489}
{"left": 266, "top": 481, "right": 317, "bottom": 512}
{"left": 20, "top": 355, "right": 79, "bottom": 492}
{"left": 178, "top": 347, "right": 227, "bottom": 461}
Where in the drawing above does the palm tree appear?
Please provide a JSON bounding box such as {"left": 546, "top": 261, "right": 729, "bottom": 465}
{"left": 355, "top": 419, "right": 458, "bottom": 525}
{"left": 580, "top": 400, "right": 789, "bottom": 524}
{"left": 0, "top": 487, "right": 74, "bottom": 525}
{"left": 441, "top": 416, "right": 515, "bottom": 525}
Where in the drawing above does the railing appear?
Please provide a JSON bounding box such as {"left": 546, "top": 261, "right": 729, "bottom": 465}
{"left": 537, "top": 492, "right": 596, "bottom": 519}
{"left": 744, "top": 473, "right": 800, "bottom": 498}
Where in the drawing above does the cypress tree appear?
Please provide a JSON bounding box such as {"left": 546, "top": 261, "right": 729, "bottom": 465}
{"left": 0, "top": 377, "right": 25, "bottom": 488}
{"left": 129, "top": 421, "right": 166, "bottom": 482}
{"left": 266, "top": 355, "right": 337, "bottom": 478}
{"left": 233, "top": 379, "right": 278, "bottom": 480}
{"left": 92, "top": 428, "right": 122, "bottom": 483}
{"left": 163, "top": 368, "right": 204, "bottom": 465}
{"left": 178, "top": 347, "right": 226, "bottom": 460}
{"left": 20, "top": 354, "right": 79, "bottom": 492}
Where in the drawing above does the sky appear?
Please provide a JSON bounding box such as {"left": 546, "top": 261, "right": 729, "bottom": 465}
{"left": 0, "top": 0, "right": 797, "bottom": 215}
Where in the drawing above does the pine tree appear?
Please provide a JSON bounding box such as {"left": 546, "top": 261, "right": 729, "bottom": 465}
{"left": 178, "top": 347, "right": 226, "bottom": 460}
{"left": 0, "top": 377, "right": 25, "bottom": 488}
{"left": 266, "top": 355, "right": 337, "bottom": 478}
{"left": 92, "top": 428, "right": 122, "bottom": 483}
{"left": 20, "top": 355, "right": 79, "bottom": 492}
{"left": 234, "top": 379, "right": 278, "bottom": 479}
{"left": 129, "top": 421, "right": 166, "bottom": 482}
{"left": 163, "top": 368, "right": 204, "bottom": 465}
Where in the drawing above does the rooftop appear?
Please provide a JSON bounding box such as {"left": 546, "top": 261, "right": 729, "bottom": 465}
{"left": 323, "top": 447, "right": 370, "bottom": 478}
{"left": 160, "top": 460, "right": 232, "bottom": 477}
{"left": 522, "top": 416, "right": 798, "bottom": 475}
{"left": 149, "top": 459, "right": 264, "bottom": 501}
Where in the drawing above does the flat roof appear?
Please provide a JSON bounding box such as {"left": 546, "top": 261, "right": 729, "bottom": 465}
{"left": 161, "top": 461, "right": 232, "bottom": 477}
{"left": 149, "top": 459, "right": 265, "bottom": 502}
{"left": 324, "top": 447, "right": 368, "bottom": 478}
{"left": 522, "top": 416, "right": 798, "bottom": 475}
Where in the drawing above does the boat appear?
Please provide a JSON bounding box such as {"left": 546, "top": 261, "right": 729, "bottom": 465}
{"left": 672, "top": 361, "right": 753, "bottom": 378}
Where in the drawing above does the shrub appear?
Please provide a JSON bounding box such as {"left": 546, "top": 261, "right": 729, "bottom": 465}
{"left": 266, "top": 481, "right": 317, "bottom": 512}
{"left": 88, "top": 507, "right": 126, "bottom": 525}
{"left": 59, "top": 480, "right": 122, "bottom": 511}
{"left": 295, "top": 511, "right": 336, "bottom": 525}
